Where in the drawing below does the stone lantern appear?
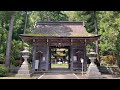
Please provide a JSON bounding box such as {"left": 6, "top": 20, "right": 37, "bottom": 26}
{"left": 21, "top": 47, "right": 29, "bottom": 65}
{"left": 87, "top": 49, "right": 97, "bottom": 63}
{"left": 15, "top": 47, "right": 31, "bottom": 77}
{"left": 85, "top": 49, "right": 103, "bottom": 79}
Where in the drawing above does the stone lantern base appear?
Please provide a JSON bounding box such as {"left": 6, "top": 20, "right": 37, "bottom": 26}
{"left": 15, "top": 59, "right": 30, "bottom": 77}
{"left": 85, "top": 62, "right": 103, "bottom": 79}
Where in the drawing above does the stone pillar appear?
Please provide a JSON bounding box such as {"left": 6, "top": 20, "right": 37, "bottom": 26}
{"left": 85, "top": 58, "right": 103, "bottom": 79}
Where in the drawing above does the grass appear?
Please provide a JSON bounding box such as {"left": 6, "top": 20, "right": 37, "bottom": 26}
{"left": 51, "top": 63, "right": 68, "bottom": 68}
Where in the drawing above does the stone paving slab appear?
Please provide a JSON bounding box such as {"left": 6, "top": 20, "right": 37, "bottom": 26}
{"left": 38, "top": 73, "right": 120, "bottom": 79}
{"left": 38, "top": 73, "right": 78, "bottom": 79}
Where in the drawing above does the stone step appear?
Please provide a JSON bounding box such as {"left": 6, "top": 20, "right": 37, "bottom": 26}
{"left": 18, "top": 67, "right": 29, "bottom": 70}
{"left": 15, "top": 74, "right": 31, "bottom": 77}
{"left": 33, "top": 70, "right": 86, "bottom": 75}
{"left": 17, "top": 70, "right": 30, "bottom": 74}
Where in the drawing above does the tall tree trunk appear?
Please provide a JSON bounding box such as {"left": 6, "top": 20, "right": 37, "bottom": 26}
{"left": 0, "top": 20, "right": 4, "bottom": 49}
{"left": 24, "top": 11, "right": 28, "bottom": 34}
{"left": 5, "top": 13, "right": 15, "bottom": 68}
{"left": 93, "top": 11, "right": 100, "bottom": 61}
{"left": 21, "top": 11, "right": 28, "bottom": 51}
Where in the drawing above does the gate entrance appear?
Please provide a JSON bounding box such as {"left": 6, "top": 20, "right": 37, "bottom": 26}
{"left": 49, "top": 46, "right": 70, "bottom": 70}
{"left": 20, "top": 21, "right": 100, "bottom": 73}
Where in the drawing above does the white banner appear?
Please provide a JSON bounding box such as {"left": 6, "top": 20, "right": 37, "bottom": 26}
{"left": 35, "top": 60, "right": 39, "bottom": 69}
{"left": 42, "top": 57, "right": 45, "bottom": 61}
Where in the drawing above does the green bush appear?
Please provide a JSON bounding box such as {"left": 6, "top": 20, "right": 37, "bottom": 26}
{"left": 0, "top": 65, "right": 9, "bottom": 77}
{"left": 101, "top": 55, "right": 116, "bottom": 65}
{"left": 0, "top": 54, "right": 5, "bottom": 64}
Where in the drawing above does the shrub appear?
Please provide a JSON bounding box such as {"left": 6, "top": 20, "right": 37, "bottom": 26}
{"left": 101, "top": 55, "right": 116, "bottom": 65}
{"left": 0, "top": 54, "right": 5, "bottom": 64}
{"left": 0, "top": 65, "right": 9, "bottom": 77}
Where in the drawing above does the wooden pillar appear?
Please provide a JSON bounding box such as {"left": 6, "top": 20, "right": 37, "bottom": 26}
{"left": 32, "top": 44, "right": 36, "bottom": 72}
{"left": 45, "top": 39, "right": 49, "bottom": 71}
{"left": 70, "top": 39, "right": 73, "bottom": 71}
{"left": 84, "top": 39, "right": 87, "bottom": 71}
{"left": 96, "top": 40, "right": 100, "bottom": 61}
{"left": 70, "top": 47, "right": 73, "bottom": 71}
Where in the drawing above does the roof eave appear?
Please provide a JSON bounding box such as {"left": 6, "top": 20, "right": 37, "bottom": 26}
{"left": 19, "top": 34, "right": 101, "bottom": 40}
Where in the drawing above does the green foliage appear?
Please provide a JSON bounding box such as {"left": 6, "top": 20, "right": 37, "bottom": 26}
{"left": 0, "top": 54, "right": 5, "bottom": 64}
{"left": 101, "top": 55, "right": 116, "bottom": 65}
{"left": 0, "top": 64, "right": 9, "bottom": 77}
{"left": 10, "top": 40, "right": 24, "bottom": 66}
{"left": 115, "top": 31, "right": 120, "bottom": 67}
{"left": 1, "top": 11, "right": 120, "bottom": 68}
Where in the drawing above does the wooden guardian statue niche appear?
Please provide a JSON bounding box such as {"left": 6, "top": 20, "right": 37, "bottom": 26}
{"left": 35, "top": 51, "right": 43, "bottom": 71}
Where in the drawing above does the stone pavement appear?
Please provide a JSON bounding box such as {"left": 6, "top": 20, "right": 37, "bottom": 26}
{"left": 1, "top": 73, "right": 120, "bottom": 79}
{"left": 37, "top": 73, "right": 120, "bottom": 79}
{"left": 101, "top": 74, "right": 120, "bottom": 79}
{"left": 37, "top": 73, "right": 78, "bottom": 79}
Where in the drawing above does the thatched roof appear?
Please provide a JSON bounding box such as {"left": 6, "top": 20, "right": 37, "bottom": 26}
{"left": 24, "top": 21, "right": 97, "bottom": 37}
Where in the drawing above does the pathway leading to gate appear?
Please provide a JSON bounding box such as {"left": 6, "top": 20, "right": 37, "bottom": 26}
{"left": 37, "top": 73, "right": 86, "bottom": 79}
{"left": 37, "top": 73, "right": 120, "bottom": 79}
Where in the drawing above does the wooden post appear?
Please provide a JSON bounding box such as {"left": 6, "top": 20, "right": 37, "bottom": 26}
{"left": 70, "top": 46, "right": 73, "bottom": 71}
{"left": 84, "top": 39, "right": 87, "bottom": 71}
{"left": 46, "top": 39, "right": 49, "bottom": 71}
{"left": 32, "top": 40, "right": 36, "bottom": 72}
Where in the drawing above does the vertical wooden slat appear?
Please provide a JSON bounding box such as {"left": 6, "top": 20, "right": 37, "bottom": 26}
{"left": 45, "top": 39, "right": 49, "bottom": 71}
{"left": 84, "top": 39, "right": 87, "bottom": 71}
{"left": 70, "top": 46, "right": 73, "bottom": 71}
{"left": 32, "top": 44, "right": 36, "bottom": 72}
